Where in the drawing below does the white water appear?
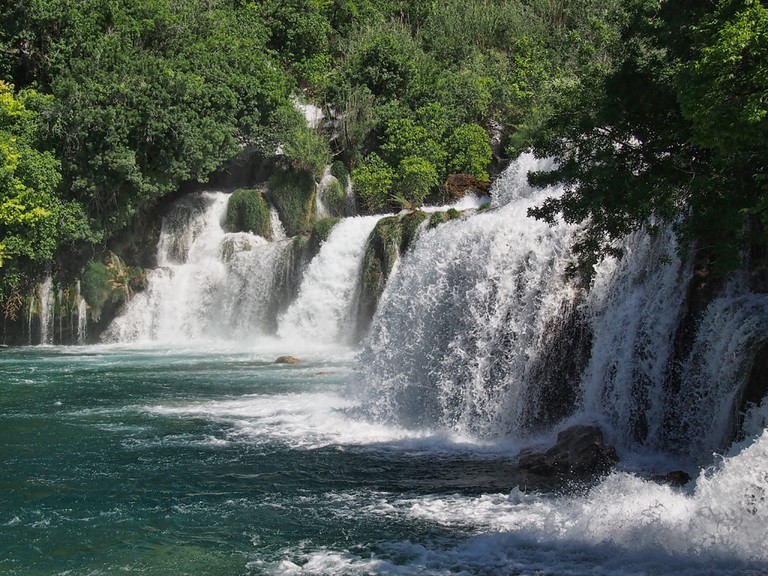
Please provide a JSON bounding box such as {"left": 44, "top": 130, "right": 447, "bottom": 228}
{"left": 38, "top": 276, "right": 55, "bottom": 345}
{"left": 106, "top": 193, "right": 384, "bottom": 349}
{"left": 278, "top": 215, "right": 384, "bottom": 346}
{"left": 358, "top": 154, "right": 578, "bottom": 437}
{"left": 105, "top": 192, "right": 294, "bottom": 344}
{"left": 88, "top": 150, "right": 768, "bottom": 574}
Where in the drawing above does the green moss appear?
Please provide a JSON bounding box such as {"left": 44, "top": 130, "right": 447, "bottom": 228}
{"left": 268, "top": 168, "right": 317, "bottom": 237}
{"left": 330, "top": 160, "right": 350, "bottom": 188}
{"left": 429, "top": 211, "right": 449, "bottom": 227}
{"left": 225, "top": 188, "right": 272, "bottom": 239}
{"left": 399, "top": 210, "right": 428, "bottom": 253}
{"left": 428, "top": 209, "right": 461, "bottom": 228}
{"left": 81, "top": 252, "right": 144, "bottom": 321}
{"left": 323, "top": 178, "right": 349, "bottom": 217}
{"left": 306, "top": 217, "right": 340, "bottom": 260}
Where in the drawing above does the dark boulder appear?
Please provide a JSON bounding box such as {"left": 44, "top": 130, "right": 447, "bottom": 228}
{"left": 651, "top": 470, "right": 691, "bottom": 487}
{"left": 275, "top": 356, "right": 300, "bottom": 365}
{"left": 517, "top": 425, "right": 619, "bottom": 477}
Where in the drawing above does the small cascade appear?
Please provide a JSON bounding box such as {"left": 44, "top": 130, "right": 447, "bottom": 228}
{"left": 76, "top": 281, "right": 88, "bottom": 344}
{"left": 105, "top": 192, "right": 294, "bottom": 343}
{"left": 278, "top": 215, "right": 383, "bottom": 346}
{"left": 269, "top": 206, "right": 287, "bottom": 241}
{"left": 666, "top": 278, "right": 768, "bottom": 457}
{"left": 38, "top": 277, "right": 55, "bottom": 345}
{"left": 580, "top": 224, "right": 692, "bottom": 449}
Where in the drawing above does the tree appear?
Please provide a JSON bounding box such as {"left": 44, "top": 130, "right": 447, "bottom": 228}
{"left": 446, "top": 123, "right": 492, "bottom": 182}
{"left": 522, "top": 0, "right": 763, "bottom": 275}
{"left": 352, "top": 153, "right": 394, "bottom": 211}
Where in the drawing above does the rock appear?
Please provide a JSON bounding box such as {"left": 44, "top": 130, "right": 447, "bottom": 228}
{"left": 274, "top": 355, "right": 300, "bottom": 365}
{"left": 517, "top": 425, "right": 619, "bottom": 477}
{"left": 651, "top": 470, "right": 691, "bottom": 487}
{"left": 444, "top": 173, "right": 490, "bottom": 200}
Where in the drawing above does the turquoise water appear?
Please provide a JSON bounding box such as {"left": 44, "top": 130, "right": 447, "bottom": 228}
{"left": 2, "top": 346, "right": 767, "bottom": 575}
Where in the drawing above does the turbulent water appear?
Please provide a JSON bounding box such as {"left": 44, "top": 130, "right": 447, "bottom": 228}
{"left": 4, "top": 156, "right": 768, "bottom": 574}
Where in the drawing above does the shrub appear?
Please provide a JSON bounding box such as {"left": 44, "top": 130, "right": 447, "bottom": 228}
{"left": 446, "top": 123, "right": 492, "bottom": 182}
{"left": 322, "top": 177, "right": 349, "bottom": 217}
{"left": 352, "top": 153, "right": 394, "bottom": 212}
{"left": 225, "top": 188, "right": 272, "bottom": 239}
{"left": 394, "top": 156, "right": 439, "bottom": 208}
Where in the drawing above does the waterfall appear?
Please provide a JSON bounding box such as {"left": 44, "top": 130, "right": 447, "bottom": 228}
{"left": 278, "top": 215, "right": 384, "bottom": 346}
{"left": 357, "top": 154, "right": 768, "bottom": 461}
{"left": 38, "top": 277, "right": 55, "bottom": 345}
{"left": 77, "top": 300, "right": 88, "bottom": 345}
{"left": 358, "top": 155, "right": 577, "bottom": 437}
{"left": 105, "top": 192, "right": 294, "bottom": 344}
{"left": 580, "top": 224, "right": 692, "bottom": 450}
{"left": 106, "top": 192, "right": 381, "bottom": 348}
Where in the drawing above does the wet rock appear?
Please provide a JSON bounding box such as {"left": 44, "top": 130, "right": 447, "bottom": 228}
{"left": 444, "top": 173, "right": 490, "bottom": 200}
{"left": 275, "top": 355, "right": 300, "bottom": 365}
{"left": 651, "top": 470, "right": 691, "bottom": 487}
{"left": 517, "top": 425, "right": 619, "bottom": 477}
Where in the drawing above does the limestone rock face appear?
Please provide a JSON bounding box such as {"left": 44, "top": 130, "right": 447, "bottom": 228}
{"left": 517, "top": 425, "right": 619, "bottom": 477}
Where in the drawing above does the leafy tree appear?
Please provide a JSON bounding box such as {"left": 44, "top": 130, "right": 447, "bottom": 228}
{"left": 525, "top": 0, "right": 767, "bottom": 275}
{"left": 446, "top": 123, "right": 492, "bottom": 182}
{"left": 0, "top": 82, "right": 86, "bottom": 270}
{"left": 352, "top": 153, "right": 394, "bottom": 211}
{"left": 394, "top": 155, "right": 438, "bottom": 208}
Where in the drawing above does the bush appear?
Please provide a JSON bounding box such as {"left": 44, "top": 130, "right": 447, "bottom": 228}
{"left": 330, "top": 160, "right": 350, "bottom": 188}
{"left": 394, "top": 156, "right": 439, "bottom": 208}
{"left": 225, "top": 188, "right": 272, "bottom": 239}
{"left": 305, "top": 217, "right": 340, "bottom": 259}
{"left": 352, "top": 153, "right": 394, "bottom": 212}
{"left": 446, "top": 123, "right": 492, "bottom": 182}
{"left": 268, "top": 168, "right": 317, "bottom": 236}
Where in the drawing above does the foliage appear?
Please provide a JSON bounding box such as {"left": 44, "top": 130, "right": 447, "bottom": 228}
{"left": 268, "top": 167, "right": 317, "bottom": 236}
{"left": 80, "top": 252, "right": 144, "bottom": 322}
{"left": 446, "top": 124, "right": 492, "bottom": 182}
{"left": 225, "top": 188, "right": 272, "bottom": 239}
{"left": 330, "top": 160, "right": 350, "bottom": 188}
{"left": 282, "top": 124, "right": 332, "bottom": 179}
{"left": 524, "top": 0, "right": 768, "bottom": 275}
{"left": 393, "top": 156, "right": 438, "bottom": 208}
{"left": 306, "top": 216, "right": 340, "bottom": 257}
{"left": 351, "top": 153, "right": 394, "bottom": 212}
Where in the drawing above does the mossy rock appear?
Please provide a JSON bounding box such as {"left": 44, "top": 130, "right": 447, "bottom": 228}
{"left": 305, "top": 217, "right": 341, "bottom": 260}
{"left": 225, "top": 188, "right": 272, "bottom": 239}
{"left": 429, "top": 209, "right": 461, "bottom": 228}
{"left": 330, "top": 160, "right": 350, "bottom": 189}
{"left": 81, "top": 252, "right": 145, "bottom": 323}
{"left": 268, "top": 167, "right": 317, "bottom": 237}
{"left": 322, "top": 177, "right": 349, "bottom": 217}
{"left": 355, "top": 211, "right": 428, "bottom": 339}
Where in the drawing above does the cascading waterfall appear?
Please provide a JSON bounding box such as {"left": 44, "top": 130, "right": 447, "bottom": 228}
{"left": 358, "top": 154, "right": 578, "bottom": 438}
{"left": 580, "top": 224, "right": 692, "bottom": 451}
{"left": 278, "top": 215, "right": 384, "bottom": 346}
{"left": 357, "top": 154, "right": 768, "bottom": 462}
{"left": 104, "top": 192, "right": 294, "bottom": 343}
{"left": 38, "top": 276, "right": 55, "bottom": 345}
{"left": 105, "top": 192, "right": 383, "bottom": 347}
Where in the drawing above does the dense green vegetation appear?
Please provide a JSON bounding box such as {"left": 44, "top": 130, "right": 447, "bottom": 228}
{"left": 0, "top": 0, "right": 766, "bottom": 313}
{"left": 225, "top": 188, "right": 272, "bottom": 239}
